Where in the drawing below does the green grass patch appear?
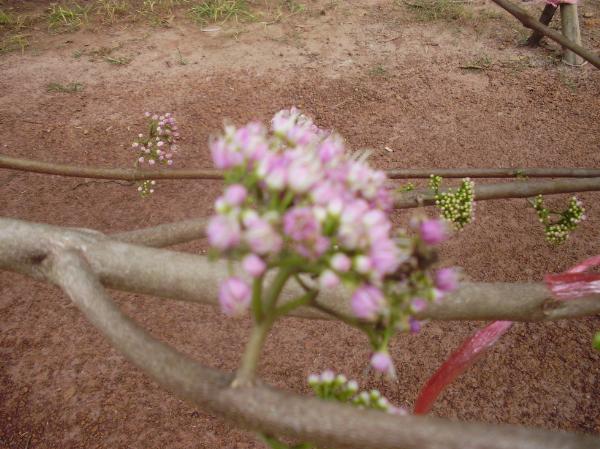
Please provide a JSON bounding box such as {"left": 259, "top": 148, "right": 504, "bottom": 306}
{"left": 188, "top": 0, "right": 254, "bottom": 24}
{"left": 46, "top": 82, "right": 85, "bottom": 92}
{"left": 95, "top": 0, "right": 131, "bottom": 23}
{"left": 0, "top": 33, "right": 29, "bottom": 54}
{"left": 402, "top": 0, "right": 472, "bottom": 22}
{"left": 48, "top": 3, "right": 92, "bottom": 31}
{"left": 459, "top": 54, "right": 492, "bottom": 70}
{"left": 105, "top": 55, "right": 132, "bottom": 64}
{"left": 368, "top": 64, "right": 387, "bottom": 77}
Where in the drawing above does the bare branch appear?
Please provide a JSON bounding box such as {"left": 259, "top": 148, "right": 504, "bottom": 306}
{"left": 386, "top": 168, "right": 600, "bottom": 179}
{"left": 4, "top": 154, "right": 600, "bottom": 182}
{"left": 113, "top": 217, "right": 207, "bottom": 247}
{"left": 0, "top": 154, "right": 223, "bottom": 181}
{"left": 2, "top": 218, "right": 600, "bottom": 323}
{"left": 489, "top": 0, "right": 600, "bottom": 69}
{"left": 395, "top": 178, "right": 600, "bottom": 209}
{"left": 46, "top": 249, "right": 600, "bottom": 449}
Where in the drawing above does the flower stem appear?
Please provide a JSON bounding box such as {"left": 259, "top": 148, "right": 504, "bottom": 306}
{"left": 232, "top": 317, "right": 274, "bottom": 387}
{"left": 233, "top": 267, "right": 294, "bottom": 387}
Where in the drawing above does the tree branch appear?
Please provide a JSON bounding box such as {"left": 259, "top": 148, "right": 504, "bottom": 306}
{"left": 4, "top": 153, "right": 600, "bottom": 182}
{"left": 395, "top": 178, "right": 600, "bottom": 209}
{"left": 2, "top": 218, "right": 600, "bottom": 323}
{"left": 112, "top": 217, "right": 207, "bottom": 247}
{"left": 44, "top": 249, "right": 600, "bottom": 449}
{"left": 489, "top": 0, "right": 600, "bottom": 69}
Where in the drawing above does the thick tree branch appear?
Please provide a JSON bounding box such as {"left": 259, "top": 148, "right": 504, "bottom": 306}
{"left": 45, "top": 249, "right": 600, "bottom": 449}
{"left": 395, "top": 178, "right": 600, "bottom": 209}
{"left": 113, "top": 217, "right": 208, "bottom": 247}
{"left": 3, "top": 154, "right": 600, "bottom": 181}
{"left": 489, "top": 0, "right": 600, "bottom": 69}
{"left": 2, "top": 218, "right": 600, "bottom": 323}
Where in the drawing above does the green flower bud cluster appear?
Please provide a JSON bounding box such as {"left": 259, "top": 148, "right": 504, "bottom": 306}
{"left": 137, "top": 179, "right": 156, "bottom": 197}
{"left": 429, "top": 175, "right": 475, "bottom": 230}
{"left": 532, "top": 195, "right": 586, "bottom": 245}
{"left": 397, "top": 182, "right": 415, "bottom": 192}
{"left": 307, "top": 371, "right": 397, "bottom": 413}
{"left": 593, "top": 332, "right": 600, "bottom": 351}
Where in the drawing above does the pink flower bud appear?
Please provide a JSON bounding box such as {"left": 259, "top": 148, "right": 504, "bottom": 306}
{"left": 138, "top": 157, "right": 144, "bottom": 163}
{"left": 330, "top": 253, "right": 351, "bottom": 272}
{"left": 351, "top": 285, "right": 384, "bottom": 320}
{"left": 148, "top": 159, "right": 155, "bottom": 165}
{"left": 435, "top": 268, "right": 458, "bottom": 293}
{"left": 224, "top": 184, "right": 247, "bottom": 206}
{"left": 207, "top": 215, "right": 241, "bottom": 250}
{"left": 242, "top": 253, "right": 266, "bottom": 278}
{"left": 319, "top": 270, "right": 339, "bottom": 289}
{"left": 167, "top": 160, "right": 173, "bottom": 166}
{"left": 219, "top": 277, "right": 251, "bottom": 316}
{"left": 419, "top": 218, "right": 448, "bottom": 245}
{"left": 370, "top": 351, "right": 394, "bottom": 374}
{"left": 354, "top": 255, "right": 372, "bottom": 274}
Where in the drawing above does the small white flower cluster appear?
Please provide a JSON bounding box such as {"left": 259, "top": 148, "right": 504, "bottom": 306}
{"left": 307, "top": 371, "right": 406, "bottom": 415}
{"left": 533, "top": 195, "right": 586, "bottom": 245}
{"left": 430, "top": 175, "right": 475, "bottom": 230}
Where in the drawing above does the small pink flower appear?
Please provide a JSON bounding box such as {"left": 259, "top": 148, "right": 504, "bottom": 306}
{"left": 419, "top": 218, "right": 448, "bottom": 245}
{"left": 167, "top": 160, "right": 173, "bottom": 166}
{"left": 408, "top": 317, "right": 421, "bottom": 334}
{"left": 284, "top": 207, "right": 320, "bottom": 242}
{"left": 138, "top": 157, "right": 144, "bottom": 163}
{"left": 351, "top": 285, "right": 384, "bottom": 320}
{"left": 210, "top": 138, "right": 243, "bottom": 169}
{"left": 223, "top": 184, "right": 247, "bottom": 207}
{"left": 435, "top": 268, "right": 458, "bottom": 293}
{"left": 319, "top": 270, "right": 339, "bottom": 289}
{"left": 245, "top": 218, "right": 283, "bottom": 255}
{"left": 242, "top": 253, "right": 266, "bottom": 278}
{"left": 411, "top": 297, "right": 427, "bottom": 313}
{"left": 370, "top": 351, "right": 394, "bottom": 374}
{"left": 219, "top": 277, "right": 251, "bottom": 316}
{"left": 330, "top": 253, "right": 351, "bottom": 272}
{"left": 207, "top": 215, "right": 241, "bottom": 250}
{"left": 148, "top": 159, "right": 155, "bottom": 165}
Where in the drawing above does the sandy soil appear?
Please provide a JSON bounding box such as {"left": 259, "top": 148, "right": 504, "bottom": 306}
{"left": 1, "top": 0, "right": 600, "bottom": 448}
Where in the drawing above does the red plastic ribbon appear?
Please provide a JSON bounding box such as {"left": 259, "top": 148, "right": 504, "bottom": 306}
{"left": 414, "top": 321, "right": 513, "bottom": 414}
{"left": 545, "top": 255, "right": 600, "bottom": 300}
{"left": 414, "top": 255, "right": 600, "bottom": 415}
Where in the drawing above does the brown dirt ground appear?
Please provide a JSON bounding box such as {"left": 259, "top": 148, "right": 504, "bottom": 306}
{"left": 1, "top": 0, "right": 600, "bottom": 448}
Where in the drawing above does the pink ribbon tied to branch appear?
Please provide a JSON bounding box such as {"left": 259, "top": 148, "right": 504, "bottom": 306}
{"left": 414, "top": 255, "right": 600, "bottom": 415}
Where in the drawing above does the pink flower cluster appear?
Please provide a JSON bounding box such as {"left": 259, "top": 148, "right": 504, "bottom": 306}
{"left": 131, "top": 112, "right": 180, "bottom": 195}
{"left": 208, "top": 108, "right": 459, "bottom": 374}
